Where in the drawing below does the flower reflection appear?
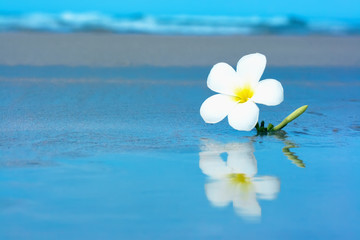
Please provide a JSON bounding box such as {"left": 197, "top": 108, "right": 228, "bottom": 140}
{"left": 271, "top": 131, "right": 305, "bottom": 168}
{"left": 199, "top": 139, "right": 280, "bottom": 221}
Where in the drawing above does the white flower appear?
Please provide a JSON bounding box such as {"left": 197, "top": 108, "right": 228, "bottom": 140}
{"left": 200, "top": 53, "right": 284, "bottom": 131}
{"left": 199, "top": 139, "right": 280, "bottom": 220}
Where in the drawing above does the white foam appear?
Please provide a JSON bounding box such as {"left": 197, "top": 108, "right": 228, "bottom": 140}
{"left": 0, "top": 12, "right": 358, "bottom": 35}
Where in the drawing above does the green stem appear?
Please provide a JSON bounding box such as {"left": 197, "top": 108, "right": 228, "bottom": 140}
{"left": 282, "top": 142, "right": 306, "bottom": 168}
{"left": 272, "top": 105, "right": 308, "bottom": 131}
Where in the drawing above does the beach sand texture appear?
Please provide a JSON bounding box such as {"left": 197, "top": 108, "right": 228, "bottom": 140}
{"left": 0, "top": 33, "right": 359, "bottom": 67}
{"left": 1, "top": 33, "right": 360, "bottom": 239}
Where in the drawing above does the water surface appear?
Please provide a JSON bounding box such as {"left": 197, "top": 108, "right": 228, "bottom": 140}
{"left": 1, "top": 66, "right": 359, "bottom": 239}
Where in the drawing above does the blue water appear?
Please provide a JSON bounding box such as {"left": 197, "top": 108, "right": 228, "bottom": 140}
{"left": 0, "top": 12, "right": 359, "bottom": 35}
{"left": 0, "top": 66, "right": 360, "bottom": 239}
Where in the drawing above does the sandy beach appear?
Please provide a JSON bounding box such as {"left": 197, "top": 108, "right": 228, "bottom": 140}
{"left": 1, "top": 32, "right": 360, "bottom": 239}
{"left": 0, "top": 33, "right": 359, "bottom": 67}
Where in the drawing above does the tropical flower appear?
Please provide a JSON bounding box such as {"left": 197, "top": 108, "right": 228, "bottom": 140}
{"left": 199, "top": 139, "right": 280, "bottom": 220}
{"left": 200, "top": 53, "right": 284, "bottom": 131}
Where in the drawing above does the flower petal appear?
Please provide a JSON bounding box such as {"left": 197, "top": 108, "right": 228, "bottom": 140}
{"left": 226, "top": 142, "right": 257, "bottom": 177}
{"left": 199, "top": 148, "right": 232, "bottom": 179}
{"left": 205, "top": 181, "right": 233, "bottom": 207}
{"left": 207, "top": 62, "right": 239, "bottom": 96}
{"left": 232, "top": 184, "right": 261, "bottom": 217}
{"left": 200, "top": 94, "right": 237, "bottom": 124}
{"left": 236, "top": 53, "right": 266, "bottom": 86}
{"left": 252, "top": 79, "right": 284, "bottom": 106}
{"left": 253, "top": 176, "right": 280, "bottom": 200}
{"left": 228, "top": 101, "right": 259, "bottom": 131}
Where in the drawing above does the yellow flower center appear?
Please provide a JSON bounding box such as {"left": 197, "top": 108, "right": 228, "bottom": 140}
{"left": 228, "top": 173, "right": 252, "bottom": 184}
{"left": 233, "top": 85, "right": 254, "bottom": 103}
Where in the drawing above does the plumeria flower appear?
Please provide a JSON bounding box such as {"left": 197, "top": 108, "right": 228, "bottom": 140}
{"left": 200, "top": 53, "right": 284, "bottom": 131}
{"left": 199, "top": 139, "right": 280, "bottom": 220}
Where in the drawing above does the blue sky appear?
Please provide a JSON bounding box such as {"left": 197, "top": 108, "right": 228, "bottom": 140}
{"left": 1, "top": 0, "right": 360, "bottom": 20}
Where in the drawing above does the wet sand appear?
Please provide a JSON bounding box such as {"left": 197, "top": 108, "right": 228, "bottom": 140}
{"left": 0, "top": 33, "right": 359, "bottom": 67}
{"left": 1, "top": 33, "right": 360, "bottom": 239}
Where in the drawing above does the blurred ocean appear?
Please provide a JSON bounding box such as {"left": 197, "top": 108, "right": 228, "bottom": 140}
{"left": 0, "top": 12, "right": 359, "bottom": 35}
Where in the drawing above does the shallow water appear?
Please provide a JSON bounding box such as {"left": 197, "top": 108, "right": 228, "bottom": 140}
{"left": 1, "top": 66, "right": 360, "bottom": 239}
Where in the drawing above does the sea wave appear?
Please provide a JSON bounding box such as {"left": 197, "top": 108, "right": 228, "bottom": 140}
{"left": 0, "top": 12, "right": 359, "bottom": 35}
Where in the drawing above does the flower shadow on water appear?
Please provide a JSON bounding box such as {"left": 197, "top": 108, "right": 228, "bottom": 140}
{"left": 199, "top": 139, "right": 280, "bottom": 222}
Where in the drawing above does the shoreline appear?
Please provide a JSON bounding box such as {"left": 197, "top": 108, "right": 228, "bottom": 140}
{"left": 0, "top": 33, "right": 359, "bottom": 67}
